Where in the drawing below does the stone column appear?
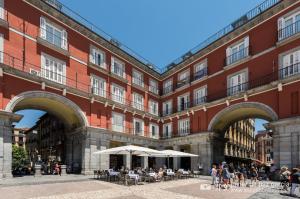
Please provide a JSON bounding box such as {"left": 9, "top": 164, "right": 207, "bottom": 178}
{"left": 269, "top": 117, "right": 300, "bottom": 169}
{"left": 190, "top": 144, "right": 200, "bottom": 171}
{"left": 197, "top": 133, "right": 214, "bottom": 175}
{"left": 99, "top": 139, "right": 109, "bottom": 170}
{"left": 173, "top": 145, "right": 180, "bottom": 170}
{"left": 141, "top": 157, "right": 148, "bottom": 169}
{"left": 0, "top": 111, "right": 22, "bottom": 178}
{"left": 81, "top": 127, "right": 108, "bottom": 175}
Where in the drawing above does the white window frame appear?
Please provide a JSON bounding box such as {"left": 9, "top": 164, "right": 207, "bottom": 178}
{"left": 112, "top": 112, "right": 125, "bottom": 133}
{"left": 226, "top": 36, "right": 249, "bottom": 65}
{"left": 41, "top": 53, "right": 66, "bottom": 85}
{"left": 178, "top": 118, "right": 190, "bottom": 136}
{"left": 177, "top": 93, "right": 190, "bottom": 112}
{"left": 149, "top": 79, "right": 158, "bottom": 94}
{"left": 133, "top": 118, "right": 144, "bottom": 136}
{"left": 163, "top": 100, "right": 172, "bottom": 116}
{"left": 280, "top": 48, "right": 300, "bottom": 79}
{"left": 91, "top": 75, "right": 106, "bottom": 97}
{"left": 40, "top": 17, "right": 68, "bottom": 50}
{"left": 149, "top": 100, "right": 158, "bottom": 116}
{"left": 111, "top": 83, "right": 125, "bottom": 104}
{"left": 227, "top": 69, "right": 248, "bottom": 96}
{"left": 163, "top": 78, "right": 173, "bottom": 94}
{"left": 111, "top": 57, "right": 125, "bottom": 78}
{"left": 0, "top": 0, "right": 4, "bottom": 20}
{"left": 194, "top": 86, "right": 207, "bottom": 105}
{"left": 90, "top": 45, "right": 106, "bottom": 69}
{"left": 0, "top": 33, "right": 3, "bottom": 63}
{"left": 278, "top": 9, "right": 300, "bottom": 41}
{"left": 163, "top": 123, "right": 172, "bottom": 138}
{"left": 149, "top": 123, "right": 159, "bottom": 139}
{"left": 177, "top": 70, "right": 190, "bottom": 87}
{"left": 132, "top": 92, "right": 144, "bottom": 111}
{"left": 132, "top": 69, "right": 144, "bottom": 87}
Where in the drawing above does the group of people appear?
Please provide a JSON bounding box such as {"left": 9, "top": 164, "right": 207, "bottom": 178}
{"left": 210, "top": 162, "right": 259, "bottom": 188}
{"left": 279, "top": 167, "right": 300, "bottom": 197}
{"left": 41, "top": 161, "right": 62, "bottom": 175}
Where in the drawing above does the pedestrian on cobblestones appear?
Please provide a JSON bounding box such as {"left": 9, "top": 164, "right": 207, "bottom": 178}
{"left": 290, "top": 168, "right": 300, "bottom": 197}
{"left": 211, "top": 164, "right": 217, "bottom": 185}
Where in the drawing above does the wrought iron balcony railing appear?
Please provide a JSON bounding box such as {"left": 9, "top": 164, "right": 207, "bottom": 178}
{"left": 278, "top": 20, "right": 300, "bottom": 41}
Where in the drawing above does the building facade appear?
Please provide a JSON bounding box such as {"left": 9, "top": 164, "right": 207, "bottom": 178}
{"left": 0, "top": 0, "right": 300, "bottom": 177}
{"left": 255, "top": 130, "right": 274, "bottom": 165}
{"left": 12, "top": 128, "right": 28, "bottom": 148}
{"left": 224, "top": 119, "right": 256, "bottom": 165}
{"left": 25, "top": 113, "right": 66, "bottom": 169}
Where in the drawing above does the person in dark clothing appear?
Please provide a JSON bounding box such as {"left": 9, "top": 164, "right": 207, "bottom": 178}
{"left": 290, "top": 168, "right": 300, "bottom": 197}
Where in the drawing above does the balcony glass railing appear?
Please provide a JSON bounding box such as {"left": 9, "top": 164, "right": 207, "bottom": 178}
{"left": 278, "top": 20, "right": 300, "bottom": 41}
{"left": 226, "top": 46, "right": 249, "bottom": 66}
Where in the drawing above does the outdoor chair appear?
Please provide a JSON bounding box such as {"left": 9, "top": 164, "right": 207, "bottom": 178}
{"left": 124, "top": 174, "right": 137, "bottom": 186}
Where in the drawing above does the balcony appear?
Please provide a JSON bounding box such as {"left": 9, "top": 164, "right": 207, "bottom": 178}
{"left": 278, "top": 20, "right": 300, "bottom": 41}
{"left": 192, "top": 68, "right": 207, "bottom": 82}
{"left": 37, "top": 27, "right": 69, "bottom": 56}
{"left": 163, "top": 85, "right": 173, "bottom": 95}
{"left": 225, "top": 46, "right": 250, "bottom": 66}
{"left": 0, "top": 9, "right": 8, "bottom": 29}
{"left": 149, "top": 85, "right": 159, "bottom": 95}
{"left": 162, "top": 108, "right": 173, "bottom": 117}
{"left": 176, "top": 78, "right": 190, "bottom": 89}
{"left": 279, "top": 62, "right": 300, "bottom": 79}
{"left": 132, "top": 78, "right": 144, "bottom": 88}
{"left": 193, "top": 96, "right": 207, "bottom": 106}
{"left": 227, "top": 82, "right": 248, "bottom": 96}
{"left": 178, "top": 101, "right": 190, "bottom": 112}
{"left": 131, "top": 101, "right": 144, "bottom": 111}
{"left": 178, "top": 129, "right": 190, "bottom": 137}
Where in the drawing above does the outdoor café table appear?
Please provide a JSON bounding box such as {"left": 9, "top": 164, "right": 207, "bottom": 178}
{"left": 128, "top": 173, "right": 139, "bottom": 180}
{"left": 109, "top": 171, "right": 120, "bottom": 176}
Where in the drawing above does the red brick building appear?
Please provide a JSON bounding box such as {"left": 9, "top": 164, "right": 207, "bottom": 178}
{"left": 0, "top": 0, "right": 300, "bottom": 177}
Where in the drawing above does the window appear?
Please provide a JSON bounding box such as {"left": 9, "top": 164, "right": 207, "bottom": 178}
{"left": 40, "top": 17, "right": 68, "bottom": 50}
{"left": 90, "top": 46, "right": 105, "bottom": 68}
{"left": 278, "top": 10, "right": 300, "bottom": 41}
{"left": 149, "top": 79, "right": 158, "bottom": 94}
{"left": 111, "top": 84, "right": 125, "bottom": 104}
{"left": 112, "top": 112, "right": 124, "bottom": 133}
{"left": 228, "top": 71, "right": 247, "bottom": 96}
{"left": 0, "top": 0, "right": 4, "bottom": 20}
{"left": 132, "top": 93, "right": 144, "bottom": 111}
{"left": 0, "top": 33, "right": 3, "bottom": 62}
{"left": 178, "top": 119, "right": 190, "bottom": 136}
{"left": 177, "top": 94, "right": 190, "bottom": 111}
{"left": 163, "top": 100, "right": 172, "bottom": 116}
{"left": 194, "top": 61, "right": 207, "bottom": 81}
{"left": 163, "top": 79, "right": 173, "bottom": 94}
{"left": 133, "top": 118, "right": 144, "bottom": 136}
{"left": 194, "top": 86, "right": 207, "bottom": 105}
{"left": 177, "top": 70, "right": 190, "bottom": 88}
{"left": 150, "top": 123, "right": 159, "bottom": 139}
{"left": 226, "top": 37, "right": 249, "bottom": 65}
{"left": 149, "top": 100, "right": 158, "bottom": 115}
{"left": 163, "top": 123, "right": 172, "bottom": 138}
{"left": 132, "top": 70, "right": 144, "bottom": 87}
{"left": 91, "top": 75, "right": 106, "bottom": 97}
{"left": 280, "top": 49, "right": 300, "bottom": 79}
{"left": 111, "top": 57, "right": 125, "bottom": 78}
{"left": 41, "top": 53, "right": 66, "bottom": 84}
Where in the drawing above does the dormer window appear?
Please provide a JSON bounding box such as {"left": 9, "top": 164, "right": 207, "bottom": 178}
{"left": 40, "top": 17, "right": 68, "bottom": 50}
{"left": 226, "top": 37, "right": 249, "bottom": 65}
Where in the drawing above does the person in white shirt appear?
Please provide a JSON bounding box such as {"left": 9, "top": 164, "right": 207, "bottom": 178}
{"left": 211, "top": 164, "right": 217, "bottom": 185}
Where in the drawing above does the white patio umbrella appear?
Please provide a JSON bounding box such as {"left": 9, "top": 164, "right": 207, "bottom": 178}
{"left": 93, "top": 145, "right": 161, "bottom": 169}
{"left": 140, "top": 150, "right": 198, "bottom": 168}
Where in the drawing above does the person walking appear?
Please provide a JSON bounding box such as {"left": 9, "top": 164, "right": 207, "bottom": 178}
{"left": 211, "top": 164, "right": 217, "bottom": 185}
{"left": 280, "top": 166, "right": 290, "bottom": 191}
{"left": 250, "top": 166, "right": 258, "bottom": 185}
{"left": 222, "top": 165, "right": 231, "bottom": 189}
{"left": 290, "top": 168, "right": 300, "bottom": 197}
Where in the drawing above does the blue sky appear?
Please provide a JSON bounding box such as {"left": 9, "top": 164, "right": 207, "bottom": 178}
{"left": 14, "top": 0, "right": 267, "bottom": 132}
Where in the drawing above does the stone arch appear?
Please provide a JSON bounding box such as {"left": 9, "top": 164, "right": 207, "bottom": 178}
{"left": 5, "top": 91, "right": 89, "bottom": 128}
{"left": 208, "top": 102, "right": 278, "bottom": 132}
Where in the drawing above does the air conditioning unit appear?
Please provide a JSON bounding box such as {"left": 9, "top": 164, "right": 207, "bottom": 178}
{"left": 30, "top": 69, "right": 40, "bottom": 76}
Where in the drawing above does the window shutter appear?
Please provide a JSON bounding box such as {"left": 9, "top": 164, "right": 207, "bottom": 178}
{"left": 40, "top": 17, "right": 46, "bottom": 39}
{"left": 90, "top": 47, "right": 95, "bottom": 64}
{"left": 244, "top": 36, "right": 249, "bottom": 47}
{"left": 226, "top": 47, "right": 231, "bottom": 65}
{"left": 62, "top": 30, "right": 68, "bottom": 50}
